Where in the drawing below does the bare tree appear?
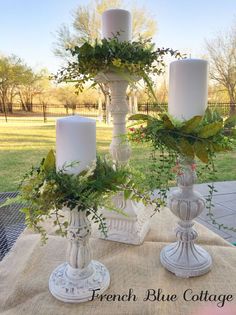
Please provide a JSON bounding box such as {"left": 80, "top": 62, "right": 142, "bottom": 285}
{"left": 53, "top": 0, "right": 157, "bottom": 58}
{"left": 206, "top": 22, "right": 236, "bottom": 114}
{"left": 53, "top": 0, "right": 158, "bottom": 121}
{"left": 56, "top": 86, "right": 80, "bottom": 114}
{"left": 18, "top": 70, "right": 47, "bottom": 112}
{"left": 0, "top": 55, "right": 33, "bottom": 113}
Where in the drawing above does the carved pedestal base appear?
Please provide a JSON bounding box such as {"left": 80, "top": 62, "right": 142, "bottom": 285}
{"left": 49, "top": 209, "right": 110, "bottom": 303}
{"left": 160, "top": 242, "right": 212, "bottom": 278}
{"left": 160, "top": 158, "right": 212, "bottom": 277}
{"left": 99, "top": 200, "right": 152, "bottom": 245}
{"left": 49, "top": 260, "right": 110, "bottom": 303}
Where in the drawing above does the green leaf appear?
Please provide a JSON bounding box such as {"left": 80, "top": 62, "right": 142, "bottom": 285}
{"left": 212, "top": 143, "right": 225, "bottom": 152}
{"left": 224, "top": 115, "right": 236, "bottom": 128}
{"left": 198, "top": 121, "right": 223, "bottom": 138}
{"left": 194, "top": 141, "right": 209, "bottom": 163}
{"left": 43, "top": 149, "right": 56, "bottom": 173}
{"left": 2, "top": 195, "right": 23, "bottom": 207}
{"left": 140, "top": 70, "right": 158, "bottom": 102}
{"left": 161, "top": 135, "right": 178, "bottom": 151}
{"left": 161, "top": 114, "right": 175, "bottom": 129}
{"left": 204, "top": 107, "right": 213, "bottom": 121}
{"left": 109, "top": 65, "right": 134, "bottom": 82}
{"left": 181, "top": 115, "right": 203, "bottom": 133}
{"left": 212, "top": 109, "right": 222, "bottom": 122}
{"left": 124, "top": 189, "right": 133, "bottom": 199}
{"left": 79, "top": 42, "right": 94, "bottom": 55}
{"left": 178, "top": 138, "right": 194, "bottom": 158}
{"left": 129, "top": 114, "right": 151, "bottom": 121}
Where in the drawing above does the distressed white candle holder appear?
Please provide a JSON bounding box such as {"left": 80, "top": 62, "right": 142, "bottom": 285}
{"left": 49, "top": 208, "right": 110, "bottom": 303}
{"left": 95, "top": 72, "right": 152, "bottom": 245}
{"left": 160, "top": 158, "right": 212, "bottom": 278}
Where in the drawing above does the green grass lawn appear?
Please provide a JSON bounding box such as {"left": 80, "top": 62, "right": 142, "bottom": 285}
{"left": 0, "top": 119, "right": 236, "bottom": 192}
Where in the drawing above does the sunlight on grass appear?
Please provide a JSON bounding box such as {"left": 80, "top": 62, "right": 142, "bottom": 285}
{"left": 0, "top": 120, "right": 236, "bottom": 191}
{"left": 0, "top": 121, "right": 113, "bottom": 191}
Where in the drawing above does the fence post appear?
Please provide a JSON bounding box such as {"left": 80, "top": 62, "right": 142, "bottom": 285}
{"left": 43, "top": 103, "right": 47, "bottom": 123}
{"left": 3, "top": 102, "right": 8, "bottom": 122}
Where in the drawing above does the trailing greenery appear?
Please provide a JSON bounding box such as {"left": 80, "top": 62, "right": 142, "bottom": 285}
{"left": 5, "top": 150, "right": 161, "bottom": 243}
{"left": 129, "top": 108, "right": 235, "bottom": 163}
{"left": 55, "top": 36, "right": 182, "bottom": 96}
{"left": 128, "top": 108, "right": 236, "bottom": 230}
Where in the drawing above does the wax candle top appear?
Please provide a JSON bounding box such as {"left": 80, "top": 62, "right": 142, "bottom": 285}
{"left": 168, "top": 58, "right": 208, "bottom": 121}
{"left": 57, "top": 116, "right": 95, "bottom": 124}
{"left": 170, "top": 58, "right": 208, "bottom": 65}
{"left": 56, "top": 115, "right": 96, "bottom": 175}
{"left": 102, "top": 9, "right": 132, "bottom": 42}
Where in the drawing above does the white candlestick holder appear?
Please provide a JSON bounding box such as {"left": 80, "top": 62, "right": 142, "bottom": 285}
{"left": 95, "top": 72, "right": 152, "bottom": 245}
{"left": 160, "top": 157, "right": 212, "bottom": 277}
{"left": 49, "top": 208, "right": 110, "bottom": 303}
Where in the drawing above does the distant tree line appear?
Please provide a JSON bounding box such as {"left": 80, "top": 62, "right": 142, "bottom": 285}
{"left": 0, "top": 55, "right": 49, "bottom": 113}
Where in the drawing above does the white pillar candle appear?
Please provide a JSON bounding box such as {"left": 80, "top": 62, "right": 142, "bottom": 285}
{"left": 56, "top": 116, "right": 96, "bottom": 174}
{"left": 168, "top": 59, "right": 208, "bottom": 120}
{"left": 102, "top": 9, "right": 132, "bottom": 42}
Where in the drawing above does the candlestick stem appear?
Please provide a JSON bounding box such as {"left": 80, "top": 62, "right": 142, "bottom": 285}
{"left": 160, "top": 158, "right": 212, "bottom": 277}
{"left": 49, "top": 208, "right": 110, "bottom": 302}
{"left": 108, "top": 79, "right": 131, "bottom": 163}
{"left": 95, "top": 72, "right": 152, "bottom": 245}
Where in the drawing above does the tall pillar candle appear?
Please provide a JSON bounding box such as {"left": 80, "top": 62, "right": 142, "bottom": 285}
{"left": 56, "top": 116, "right": 96, "bottom": 174}
{"left": 161, "top": 59, "right": 212, "bottom": 277}
{"left": 102, "top": 9, "right": 132, "bottom": 42}
{"left": 168, "top": 59, "right": 208, "bottom": 120}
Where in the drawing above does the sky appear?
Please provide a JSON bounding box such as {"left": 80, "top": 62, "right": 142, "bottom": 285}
{"left": 0, "top": 0, "right": 235, "bottom": 74}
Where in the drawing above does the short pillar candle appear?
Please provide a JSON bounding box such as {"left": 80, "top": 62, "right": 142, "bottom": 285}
{"left": 102, "top": 9, "right": 132, "bottom": 42}
{"left": 56, "top": 116, "right": 96, "bottom": 174}
{"left": 50, "top": 115, "right": 110, "bottom": 303}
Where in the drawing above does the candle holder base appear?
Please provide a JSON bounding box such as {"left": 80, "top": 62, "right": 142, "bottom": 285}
{"left": 160, "top": 243, "right": 212, "bottom": 278}
{"left": 160, "top": 158, "right": 212, "bottom": 277}
{"left": 49, "top": 260, "right": 110, "bottom": 303}
{"left": 97, "top": 200, "right": 152, "bottom": 245}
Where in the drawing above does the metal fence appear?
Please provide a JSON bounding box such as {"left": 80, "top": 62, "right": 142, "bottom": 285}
{"left": 0, "top": 102, "right": 235, "bottom": 123}
{"left": 0, "top": 103, "right": 102, "bottom": 123}
{"left": 138, "top": 102, "right": 235, "bottom": 117}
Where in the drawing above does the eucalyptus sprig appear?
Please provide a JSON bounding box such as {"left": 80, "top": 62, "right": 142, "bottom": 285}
{"left": 129, "top": 108, "right": 235, "bottom": 163}
{"left": 128, "top": 108, "right": 236, "bottom": 232}
{"left": 55, "top": 36, "right": 183, "bottom": 99}
{"left": 5, "top": 150, "right": 162, "bottom": 243}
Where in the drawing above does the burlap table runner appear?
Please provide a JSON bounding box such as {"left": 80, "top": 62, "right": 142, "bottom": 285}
{"left": 0, "top": 208, "right": 235, "bottom": 315}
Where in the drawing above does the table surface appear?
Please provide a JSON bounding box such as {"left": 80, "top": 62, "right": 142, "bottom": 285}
{"left": 0, "top": 208, "right": 236, "bottom": 315}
